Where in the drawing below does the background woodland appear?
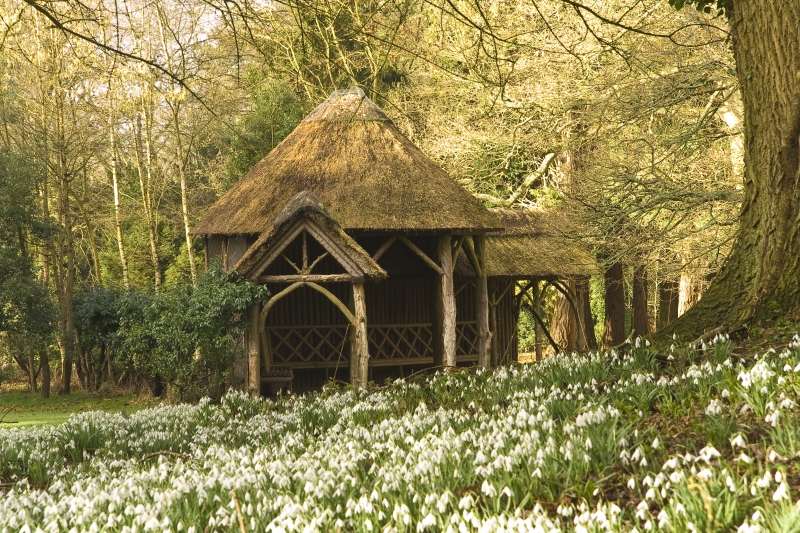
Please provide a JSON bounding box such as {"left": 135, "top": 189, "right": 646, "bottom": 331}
{"left": 0, "top": 0, "right": 742, "bottom": 396}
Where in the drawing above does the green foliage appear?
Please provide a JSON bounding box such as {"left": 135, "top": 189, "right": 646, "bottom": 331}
{"left": 0, "top": 149, "right": 55, "bottom": 340}
{"left": 517, "top": 307, "right": 537, "bottom": 352}
{"left": 74, "top": 285, "right": 120, "bottom": 350}
{"left": 224, "top": 80, "right": 304, "bottom": 184}
{"left": 115, "top": 264, "right": 270, "bottom": 397}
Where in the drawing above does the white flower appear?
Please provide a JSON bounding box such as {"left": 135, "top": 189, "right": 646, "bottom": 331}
{"left": 481, "top": 480, "right": 497, "bottom": 498}
{"left": 706, "top": 399, "right": 723, "bottom": 417}
{"left": 627, "top": 477, "right": 636, "bottom": 490}
{"left": 696, "top": 468, "right": 714, "bottom": 482}
{"left": 730, "top": 434, "right": 747, "bottom": 448}
{"left": 635, "top": 500, "right": 649, "bottom": 520}
{"left": 772, "top": 482, "right": 790, "bottom": 501}
{"left": 768, "top": 450, "right": 784, "bottom": 463}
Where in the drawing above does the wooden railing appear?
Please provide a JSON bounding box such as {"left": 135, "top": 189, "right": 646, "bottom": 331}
{"left": 265, "top": 322, "right": 479, "bottom": 368}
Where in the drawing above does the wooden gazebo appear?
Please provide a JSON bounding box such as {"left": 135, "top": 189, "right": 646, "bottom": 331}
{"left": 193, "top": 88, "right": 594, "bottom": 395}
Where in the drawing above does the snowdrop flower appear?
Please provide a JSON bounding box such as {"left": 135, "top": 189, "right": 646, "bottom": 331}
{"left": 768, "top": 449, "right": 784, "bottom": 463}
{"left": 418, "top": 513, "right": 437, "bottom": 530}
{"left": 772, "top": 482, "right": 790, "bottom": 501}
{"left": 627, "top": 477, "right": 636, "bottom": 490}
{"left": 635, "top": 501, "right": 649, "bottom": 520}
{"left": 737, "top": 453, "right": 753, "bottom": 464}
{"left": 657, "top": 510, "right": 669, "bottom": 528}
{"left": 651, "top": 438, "right": 660, "bottom": 450}
{"left": 730, "top": 434, "right": 747, "bottom": 448}
{"left": 698, "top": 446, "right": 721, "bottom": 462}
{"left": 481, "top": 480, "right": 497, "bottom": 498}
{"left": 697, "top": 468, "right": 713, "bottom": 481}
{"left": 706, "top": 399, "right": 723, "bottom": 416}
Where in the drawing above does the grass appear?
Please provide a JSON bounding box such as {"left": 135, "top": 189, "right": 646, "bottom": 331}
{"left": 0, "top": 383, "right": 157, "bottom": 428}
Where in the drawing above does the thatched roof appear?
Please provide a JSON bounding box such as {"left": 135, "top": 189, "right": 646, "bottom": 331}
{"left": 234, "top": 191, "right": 387, "bottom": 280}
{"left": 484, "top": 208, "right": 597, "bottom": 279}
{"left": 193, "top": 88, "right": 501, "bottom": 236}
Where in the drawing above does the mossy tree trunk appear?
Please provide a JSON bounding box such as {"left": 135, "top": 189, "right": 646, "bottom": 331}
{"left": 667, "top": 1, "right": 800, "bottom": 337}
{"left": 603, "top": 262, "right": 626, "bottom": 346}
{"left": 632, "top": 264, "right": 649, "bottom": 337}
{"left": 551, "top": 279, "right": 578, "bottom": 350}
{"left": 576, "top": 277, "right": 597, "bottom": 350}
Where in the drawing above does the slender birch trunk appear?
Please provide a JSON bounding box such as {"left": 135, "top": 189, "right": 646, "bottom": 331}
{"left": 135, "top": 110, "right": 162, "bottom": 290}
{"left": 110, "top": 120, "right": 130, "bottom": 289}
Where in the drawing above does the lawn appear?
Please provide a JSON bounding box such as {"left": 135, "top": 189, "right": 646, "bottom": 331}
{"left": 1, "top": 335, "right": 800, "bottom": 532}
{"left": 0, "top": 384, "right": 156, "bottom": 428}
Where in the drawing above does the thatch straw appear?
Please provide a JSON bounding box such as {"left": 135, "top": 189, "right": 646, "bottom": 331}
{"left": 193, "top": 88, "right": 501, "bottom": 236}
{"left": 484, "top": 208, "right": 597, "bottom": 279}
{"left": 234, "top": 191, "right": 387, "bottom": 279}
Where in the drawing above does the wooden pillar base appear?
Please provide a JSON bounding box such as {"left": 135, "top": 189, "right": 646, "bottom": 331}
{"left": 474, "top": 235, "right": 491, "bottom": 368}
{"left": 247, "top": 303, "right": 261, "bottom": 397}
{"left": 350, "top": 282, "right": 369, "bottom": 388}
{"left": 438, "top": 236, "right": 456, "bottom": 370}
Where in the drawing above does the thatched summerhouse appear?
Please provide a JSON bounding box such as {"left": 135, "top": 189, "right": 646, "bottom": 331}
{"left": 193, "top": 88, "right": 594, "bottom": 395}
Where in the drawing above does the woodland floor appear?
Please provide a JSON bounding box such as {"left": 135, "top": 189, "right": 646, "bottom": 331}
{"left": 0, "top": 382, "right": 157, "bottom": 427}
{"left": 3, "top": 326, "right": 800, "bottom": 531}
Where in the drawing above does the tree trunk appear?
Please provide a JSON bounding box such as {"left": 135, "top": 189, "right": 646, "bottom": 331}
{"left": 135, "top": 112, "right": 162, "bottom": 291}
{"left": 632, "top": 264, "right": 649, "bottom": 337}
{"left": 551, "top": 279, "right": 578, "bottom": 351}
{"left": 74, "top": 329, "right": 87, "bottom": 390}
{"left": 110, "top": 124, "right": 130, "bottom": 289}
{"left": 171, "top": 107, "right": 197, "bottom": 284}
{"left": 667, "top": 1, "right": 800, "bottom": 336}
{"left": 56, "top": 158, "right": 76, "bottom": 395}
{"left": 603, "top": 262, "right": 626, "bottom": 346}
{"left": 678, "top": 272, "right": 703, "bottom": 317}
{"left": 76, "top": 184, "right": 103, "bottom": 286}
{"left": 657, "top": 280, "right": 679, "bottom": 329}
{"left": 27, "top": 348, "right": 37, "bottom": 393}
{"left": 40, "top": 348, "right": 50, "bottom": 399}
{"left": 576, "top": 276, "right": 597, "bottom": 350}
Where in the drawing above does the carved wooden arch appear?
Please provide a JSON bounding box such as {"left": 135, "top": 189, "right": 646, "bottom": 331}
{"left": 257, "top": 281, "right": 355, "bottom": 371}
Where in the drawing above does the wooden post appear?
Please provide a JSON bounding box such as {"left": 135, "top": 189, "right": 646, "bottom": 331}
{"left": 350, "top": 282, "right": 369, "bottom": 387}
{"left": 489, "top": 283, "right": 499, "bottom": 367}
{"left": 248, "top": 303, "right": 261, "bottom": 397}
{"left": 474, "top": 235, "right": 491, "bottom": 368}
{"left": 432, "top": 277, "right": 445, "bottom": 367}
{"left": 532, "top": 281, "right": 543, "bottom": 360}
{"left": 437, "top": 236, "right": 457, "bottom": 370}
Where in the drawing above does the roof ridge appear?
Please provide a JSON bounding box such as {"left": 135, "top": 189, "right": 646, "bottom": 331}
{"left": 303, "top": 87, "right": 391, "bottom": 123}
